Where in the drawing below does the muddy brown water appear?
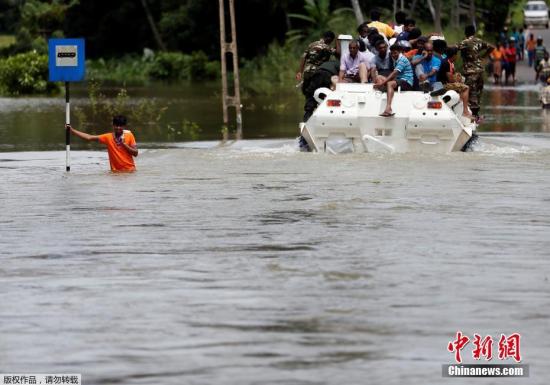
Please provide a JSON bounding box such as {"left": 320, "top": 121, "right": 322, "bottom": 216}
{"left": 1, "top": 84, "right": 549, "bottom": 385}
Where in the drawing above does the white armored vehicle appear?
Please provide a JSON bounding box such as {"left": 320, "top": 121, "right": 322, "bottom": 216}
{"left": 300, "top": 36, "right": 476, "bottom": 154}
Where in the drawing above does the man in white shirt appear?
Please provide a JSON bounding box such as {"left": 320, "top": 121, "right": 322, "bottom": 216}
{"left": 339, "top": 40, "right": 374, "bottom": 83}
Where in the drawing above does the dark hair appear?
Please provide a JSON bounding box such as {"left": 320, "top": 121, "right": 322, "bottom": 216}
{"left": 357, "top": 22, "right": 369, "bottom": 33}
{"left": 356, "top": 37, "right": 366, "bottom": 52}
{"left": 323, "top": 31, "right": 335, "bottom": 40}
{"left": 404, "top": 18, "right": 415, "bottom": 26}
{"left": 446, "top": 46, "right": 458, "bottom": 58}
{"left": 395, "top": 11, "right": 407, "bottom": 24}
{"left": 417, "top": 36, "right": 429, "bottom": 43}
{"left": 370, "top": 9, "right": 381, "bottom": 21}
{"left": 369, "top": 33, "right": 384, "bottom": 45}
{"left": 112, "top": 115, "right": 127, "bottom": 126}
{"left": 408, "top": 27, "right": 422, "bottom": 40}
{"left": 432, "top": 39, "right": 447, "bottom": 54}
{"left": 465, "top": 25, "right": 476, "bottom": 37}
{"left": 389, "top": 43, "right": 401, "bottom": 52}
{"left": 375, "top": 38, "right": 387, "bottom": 48}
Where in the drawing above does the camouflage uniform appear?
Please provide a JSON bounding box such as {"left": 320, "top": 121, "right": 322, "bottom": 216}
{"left": 457, "top": 36, "right": 493, "bottom": 115}
{"left": 301, "top": 39, "right": 335, "bottom": 95}
{"left": 303, "top": 60, "right": 339, "bottom": 121}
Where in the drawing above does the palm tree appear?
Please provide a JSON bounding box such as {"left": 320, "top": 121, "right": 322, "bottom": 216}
{"left": 286, "top": 0, "right": 353, "bottom": 43}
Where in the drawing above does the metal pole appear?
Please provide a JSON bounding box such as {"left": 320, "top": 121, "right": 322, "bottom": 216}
{"left": 65, "top": 82, "right": 70, "bottom": 172}
{"left": 219, "top": 0, "right": 229, "bottom": 129}
{"left": 228, "top": 0, "right": 242, "bottom": 139}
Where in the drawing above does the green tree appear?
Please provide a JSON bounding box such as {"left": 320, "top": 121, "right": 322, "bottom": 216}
{"left": 11, "top": 0, "right": 78, "bottom": 54}
{"left": 287, "top": 0, "right": 353, "bottom": 43}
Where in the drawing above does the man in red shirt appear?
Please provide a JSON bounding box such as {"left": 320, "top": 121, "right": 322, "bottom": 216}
{"left": 66, "top": 115, "right": 138, "bottom": 172}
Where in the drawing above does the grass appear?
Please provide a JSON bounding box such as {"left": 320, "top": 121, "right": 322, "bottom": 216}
{"left": 0, "top": 34, "right": 15, "bottom": 49}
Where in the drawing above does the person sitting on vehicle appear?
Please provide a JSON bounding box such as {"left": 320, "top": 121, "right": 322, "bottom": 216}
{"left": 437, "top": 47, "right": 473, "bottom": 119}
{"left": 374, "top": 44, "right": 414, "bottom": 117}
{"left": 392, "top": 11, "right": 407, "bottom": 33}
{"left": 356, "top": 22, "right": 371, "bottom": 51}
{"left": 536, "top": 51, "right": 550, "bottom": 83}
{"left": 365, "top": 29, "right": 388, "bottom": 54}
{"left": 411, "top": 41, "right": 441, "bottom": 92}
{"left": 432, "top": 38, "right": 447, "bottom": 60}
{"left": 396, "top": 18, "right": 416, "bottom": 41}
{"left": 368, "top": 9, "right": 398, "bottom": 39}
{"left": 404, "top": 35, "right": 427, "bottom": 60}
{"left": 338, "top": 40, "right": 373, "bottom": 83}
{"left": 372, "top": 39, "right": 393, "bottom": 77}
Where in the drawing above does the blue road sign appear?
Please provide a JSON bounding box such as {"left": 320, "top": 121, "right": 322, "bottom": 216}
{"left": 48, "top": 38, "right": 85, "bottom": 82}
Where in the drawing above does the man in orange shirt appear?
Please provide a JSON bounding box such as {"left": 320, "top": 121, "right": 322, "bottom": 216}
{"left": 66, "top": 115, "right": 138, "bottom": 172}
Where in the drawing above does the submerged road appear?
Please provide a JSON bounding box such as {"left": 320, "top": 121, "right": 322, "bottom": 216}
{"left": 512, "top": 26, "right": 550, "bottom": 84}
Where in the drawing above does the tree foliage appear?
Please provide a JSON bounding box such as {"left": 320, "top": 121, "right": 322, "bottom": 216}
{"left": 0, "top": 51, "right": 58, "bottom": 95}
{"left": 287, "top": 0, "right": 354, "bottom": 43}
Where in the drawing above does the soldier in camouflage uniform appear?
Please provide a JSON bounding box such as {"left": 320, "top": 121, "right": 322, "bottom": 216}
{"left": 456, "top": 25, "right": 495, "bottom": 117}
{"left": 296, "top": 31, "right": 337, "bottom": 99}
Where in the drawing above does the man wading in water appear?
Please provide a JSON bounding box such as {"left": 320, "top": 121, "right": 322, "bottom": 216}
{"left": 66, "top": 115, "right": 138, "bottom": 172}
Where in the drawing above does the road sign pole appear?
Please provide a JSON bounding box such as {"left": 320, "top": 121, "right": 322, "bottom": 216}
{"left": 65, "top": 82, "right": 70, "bottom": 172}
{"left": 48, "top": 38, "right": 85, "bottom": 171}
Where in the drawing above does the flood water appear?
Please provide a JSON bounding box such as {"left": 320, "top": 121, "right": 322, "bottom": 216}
{"left": 1, "top": 84, "right": 550, "bottom": 385}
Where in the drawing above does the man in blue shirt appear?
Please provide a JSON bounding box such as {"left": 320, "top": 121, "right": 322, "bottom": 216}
{"left": 374, "top": 44, "right": 414, "bottom": 117}
{"left": 411, "top": 41, "right": 441, "bottom": 92}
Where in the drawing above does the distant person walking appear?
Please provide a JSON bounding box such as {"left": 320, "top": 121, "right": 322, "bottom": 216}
{"left": 534, "top": 37, "right": 547, "bottom": 73}
{"left": 517, "top": 28, "right": 525, "bottom": 60}
{"left": 456, "top": 25, "right": 495, "bottom": 117}
{"left": 66, "top": 115, "right": 138, "bottom": 172}
{"left": 490, "top": 42, "right": 504, "bottom": 85}
{"left": 526, "top": 33, "right": 536, "bottom": 67}
{"left": 504, "top": 40, "right": 517, "bottom": 84}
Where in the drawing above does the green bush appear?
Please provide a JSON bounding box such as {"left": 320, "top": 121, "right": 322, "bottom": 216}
{"left": 86, "top": 56, "right": 151, "bottom": 84}
{"left": 0, "top": 51, "right": 59, "bottom": 95}
{"left": 73, "top": 80, "right": 168, "bottom": 129}
{"left": 148, "top": 51, "right": 188, "bottom": 80}
{"left": 85, "top": 51, "right": 219, "bottom": 83}
{"left": 148, "top": 51, "right": 220, "bottom": 80}
{"left": 241, "top": 41, "right": 300, "bottom": 95}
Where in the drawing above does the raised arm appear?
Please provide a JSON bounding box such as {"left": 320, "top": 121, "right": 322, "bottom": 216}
{"left": 66, "top": 124, "right": 99, "bottom": 141}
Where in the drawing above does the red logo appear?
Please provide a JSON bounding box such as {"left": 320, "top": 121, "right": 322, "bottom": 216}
{"left": 448, "top": 332, "right": 522, "bottom": 363}
{"left": 447, "top": 331, "right": 470, "bottom": 363}
{"left": 472, "top": 334, "right": 494, "bottom": 360}
{"left": 498, "top": 333, "right": 522, "bottom": 362}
